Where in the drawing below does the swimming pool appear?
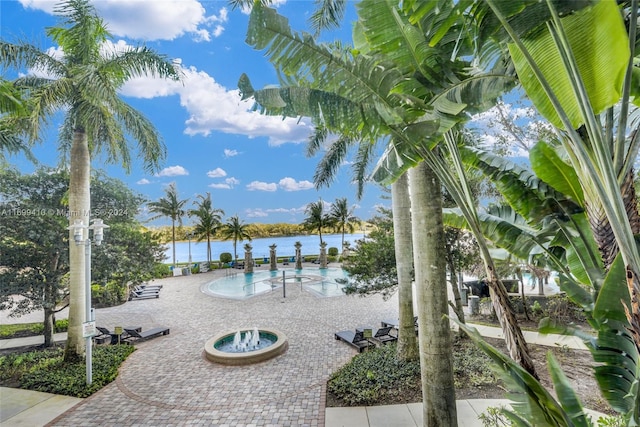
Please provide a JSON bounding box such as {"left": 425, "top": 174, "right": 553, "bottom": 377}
{"left": 202, "top": 268, "right": 349, "bottom": 299}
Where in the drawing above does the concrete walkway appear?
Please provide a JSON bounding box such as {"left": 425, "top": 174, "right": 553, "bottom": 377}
{"left": 0, "top": 269, "right": 596, "bottom": 426}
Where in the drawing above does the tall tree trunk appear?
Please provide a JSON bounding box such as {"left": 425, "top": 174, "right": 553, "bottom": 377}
{"left": 447, "top": 257, "right": 465, "bottom": 327}
{"left": 391, "top": 172, "right": 418, "bottom": 361}
{"left": 43, "top": 305, "right": 55, "bottom": 347}
{"left": 409, "top": 163, "right": 457, "bottom": 426}
{"left": 64, "top": 129, "right": 90, "bottom": 363}
{"left": 171, "top": 219, "right": 176, "bottom": 266}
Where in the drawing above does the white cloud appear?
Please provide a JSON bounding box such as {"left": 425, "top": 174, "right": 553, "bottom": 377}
{"left": 18, "top": 0, "right": 56, "bottom": 13}
{"left": 208, "top": 177, "right": 239, "bottom": 190}
{"left": 119, "top": 64, "right": 314, "bottom": 145}
{"left": 278, "top": 177, "right": 314, "bottom": 192}
{"left": 19, "top": 1, "right": 228, "bottom": 42}
{"left": 209, "top": 183, "right": 231, "bottom": 190}
{"left": 156, "top": 165, "right": 189, "bottom": 177}
{"left": 246, "top": 209, "right": 269, "bottom": 218}
{"left": 136, "top": 178, "right": 151, "bottom": 185}
{"left": 206, "top": 168, "right": 227, "bottom": 178}
{"left": 238, "top": 0, "right": 286, "bottom": 14}
{"left": 247, "top": 181, "right": 277, "bottom": 192}
{"left": 224, "top": 149, "right": 239, "bottom": 158}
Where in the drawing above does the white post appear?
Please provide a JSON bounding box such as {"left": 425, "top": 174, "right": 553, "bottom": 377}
{"left": 85, "top": 239, "right": 92, "bottom": 385}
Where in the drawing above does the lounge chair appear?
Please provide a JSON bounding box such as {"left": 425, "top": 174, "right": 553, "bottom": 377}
{"left": 123, "top": 327, "right": 170, "bottom": 342}
{"left": 372, "top": 326, "right": 397, "bottom": 345}
{"left": 129, "top": 289, "right": 160, "bottom": 301}
{"left": 381, "top": 316, "right": 418, "bottom": 334}
{"left": 133, "top": 285, "right": 161, "bottom": 294}
{"left": 138, "top": 282, "right": 162, "bottom": 289}
{"left": 95, "top": 326, "right": 142, "bottom": 344}
{"left": 334, "top": 329, "right": 375, "bottom": 353}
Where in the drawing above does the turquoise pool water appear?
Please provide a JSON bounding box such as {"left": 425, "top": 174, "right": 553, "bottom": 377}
{"left": 202, "top": 268, "right": 348, "bottom": 299}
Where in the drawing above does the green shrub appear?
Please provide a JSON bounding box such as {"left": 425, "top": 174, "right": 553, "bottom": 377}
{"left": 328, "top": 338, "right": 497, "bottom": 406}
{"left": 328, "top": 343, "right": 421, "bottom": 406}
{"left": 1, "top": 345, "right": 136, "bottom": 398}
{"left": 55, "top": 319, "right": 68, "bottom": 332}
{"left": 91, "top": 280, "right": 127, "bottom": 307}
{"left": 328, "top": 247, "right": 339, "bottom": 256}
{"left": 152, "top": 263, "right": 172, "bottom": 278}
{"left": 220, "top": 252, "right": 233, "bottom": 264}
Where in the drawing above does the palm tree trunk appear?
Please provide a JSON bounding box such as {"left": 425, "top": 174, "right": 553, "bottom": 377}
{"left": 171, "top": 220, "right": 176, "bottom": 266}
{"left": 589, "top": 170, "right": 640, "bottom": 269}
{"left": 64, "top": 129, "right": 90, "bottom": 363}
{"left": 409, "top": 163, "right": 457, "bottom": 426}
{"left": 391, "top": 172, "right": 418, "bottom": 361}
{"left": 207, "top": 234, "right": 212, "bottom": 266}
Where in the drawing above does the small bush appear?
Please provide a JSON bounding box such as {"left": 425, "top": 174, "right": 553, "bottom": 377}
{"left": 152, "top": 263, "right": 172, "bottom": 278}
{"left": 1, "top": 345, "right": 135, "bottom": 398}
{"left": 328, "top": 338, "right": 497, "bottom": 407}
{"left": 220, "top": 252, "right": 233, "bottom": 264}
{"left": 328, "top": 247, "right": 339, "bottom": 257}
{"left": 328, "top": 344, "right": 421, "bottom": 406}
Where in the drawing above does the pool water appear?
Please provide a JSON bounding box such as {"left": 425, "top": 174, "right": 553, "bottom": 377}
{"left": 202, "top": 268, "right": 349, "bottom": 299}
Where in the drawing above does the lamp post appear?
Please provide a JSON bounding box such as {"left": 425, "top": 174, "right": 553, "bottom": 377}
{"left": 68, "top": 218, "right": 109, "bottom": 386}
{"left": 186, "top": 231, "right": 194, "bottom": 267}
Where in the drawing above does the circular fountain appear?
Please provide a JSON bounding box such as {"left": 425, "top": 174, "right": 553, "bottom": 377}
{"left": 204, "top": 328, "right": 288, "bottom": 365}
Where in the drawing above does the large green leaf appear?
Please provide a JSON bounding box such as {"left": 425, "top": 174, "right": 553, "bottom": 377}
{"left": 530, "top": 141, "right": 584, "bottom": 206}
{"left": 456, "top": 321, "right": 578, "bottom": 426}
{"left": 508, "top": 0, "right": 629, "bottom": 129}
{"left": 547, "top": 353, "right": 591, "bottom": 427}
{"left": 460, "top": 146, "right": 582, "bottom": 222}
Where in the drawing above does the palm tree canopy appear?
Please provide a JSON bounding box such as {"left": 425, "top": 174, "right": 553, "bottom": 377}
{"left": 148, "top": 182, "right": 188, "bottom": 224}
{"left": 189, "top": 192, "right": 224, "bottom": 241}
{"left": 0, "top": 0, "right": 182, "bottom": 173}
{"left": 221, "top": 215, "right": 252, "bottom": 243}
{"left": 329, "top": 197, "right": 358, "bottom": 233}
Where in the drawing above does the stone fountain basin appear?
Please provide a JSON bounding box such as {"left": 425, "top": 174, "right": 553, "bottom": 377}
{"left": 204, "top": 328, "right": 288, "bottom": 365}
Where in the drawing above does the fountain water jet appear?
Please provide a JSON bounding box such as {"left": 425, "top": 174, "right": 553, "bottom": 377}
{"left": 204, "top": 328, "right": 288, "bottom": 365}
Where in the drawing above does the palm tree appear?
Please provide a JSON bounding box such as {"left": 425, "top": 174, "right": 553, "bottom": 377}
{"left": 221, "top": 215, "right": 252, "bottom": 262}
{"left": 0, "top": 0, "right": 180, "bottom": 362}
{"left": 302, "top": 199, "right": 329, "bottom": 245}
{"left": 148, "top": 183, "right": 188, "bottom": 267}
{"left": 329, "top": 197, "right": 359, "bottom": 249}
{"left": 189, "top": 192, "right": 224, "bottom": 267}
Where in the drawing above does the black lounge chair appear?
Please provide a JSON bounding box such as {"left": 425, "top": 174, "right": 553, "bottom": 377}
{"left": 129, "top": 289, "right": 160, "bottom": 301}
{"left": 95, "top": 326, "right": 142, "bottom": 344}
{"left": 372, "top": 326, "right": 397, "bottom": 345}
{"left": 123, "top": 327, "right": 170, "bottom": 342}
{"left": 334, "top": 330, "right": 375, "bottom": 353}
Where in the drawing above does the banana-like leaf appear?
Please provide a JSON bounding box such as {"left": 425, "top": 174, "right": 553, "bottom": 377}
{"left": 590, "top": 254, "right": 639, "bottom": 414}
{"left": 443, "top": 207, "right": 545, "bottom": 262}
{"left": 547, "top": 352, "right": 592, "bottom": 427}
{"left": 508, "top": 0, "right": 629, "bottom": 129}
{"left": 456, "top": 321, "right": 578, "bottom": 426}
{"left": 460, "top": 146, "right": 582, "bottom": 222}
{"left": 530, "top": 140, "right": 584, "bottom": 206}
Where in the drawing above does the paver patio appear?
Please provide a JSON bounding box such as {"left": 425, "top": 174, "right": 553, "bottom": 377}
{"left": 48, "top": 267, "right": 399, "bottom": 426}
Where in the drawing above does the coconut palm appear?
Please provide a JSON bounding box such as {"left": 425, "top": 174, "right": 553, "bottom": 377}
{"left": 302, "top": 199, "right": 330, "bottom": 245}
{"left": 329, "top": 197, "right": 359, "bottom": 250}
{"left": 240, "top": 0, "right": 537, "bottom": 386}
{"left": 221, "top": 215, "right": 251, "bottom": 262}
{"left": 189, "top": 192, "right": 224, "bottom": 267}
{"left": 0, "top": 80, "right": 34, "bottom": 161}
{"left": 148, "top": 183, "right": 188, "bottom": 267}
{"left": 0, "top": 0, "right": 180, "bottom": 361}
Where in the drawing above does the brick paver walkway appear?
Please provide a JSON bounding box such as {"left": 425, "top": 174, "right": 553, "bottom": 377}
{"left": 49, "top": 267, "right": 399, "bottom": 426}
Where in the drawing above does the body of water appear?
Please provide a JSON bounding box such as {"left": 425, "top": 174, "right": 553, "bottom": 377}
{"left": 163, "top": 233, "right": 364, "bottom": 263}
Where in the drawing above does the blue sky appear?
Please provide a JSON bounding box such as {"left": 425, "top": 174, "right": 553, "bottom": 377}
{"left": 1, "top": 0, "right": 388, "bottom": 225}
